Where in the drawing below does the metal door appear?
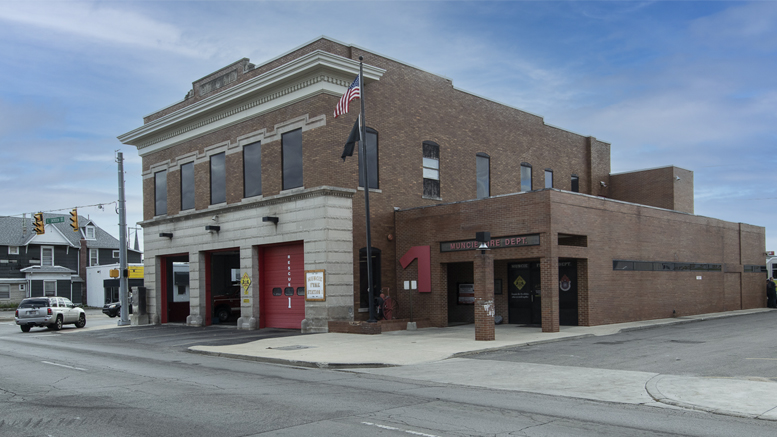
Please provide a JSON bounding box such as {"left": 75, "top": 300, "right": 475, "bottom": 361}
{"left": 261, "top": 243, "right": 305, "bottom": 329}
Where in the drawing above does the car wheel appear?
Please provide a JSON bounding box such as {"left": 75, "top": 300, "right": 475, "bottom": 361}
{"left": 216, "top": 307, "right": 230, "bottom": 323}
{"left": 20, "top": 325, "right": 31, "bottom": 333}
{"left": 49, "top": 316, "right": 63, "bottom": 331}
{"left": 75, "top": 314, "right": 86, "bottom": 328}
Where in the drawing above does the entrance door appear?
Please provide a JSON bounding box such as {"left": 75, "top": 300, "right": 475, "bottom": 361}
{"left": 508, "top": 262, "right": 541, "bottom": 325}
{"left": 558, "top": 260, "right": 578, "bottom": 326}
{"left": 260, "top": 243, "right": 305, "bottom": 329}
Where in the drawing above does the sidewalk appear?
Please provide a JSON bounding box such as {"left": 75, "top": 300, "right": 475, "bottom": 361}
{"left": 189, "top": 308, "right": 777, "bottom": 421}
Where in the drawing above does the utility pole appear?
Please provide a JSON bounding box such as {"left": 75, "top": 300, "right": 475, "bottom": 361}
{"left": 117, "top": 151, "right": 130, "bottom": 326}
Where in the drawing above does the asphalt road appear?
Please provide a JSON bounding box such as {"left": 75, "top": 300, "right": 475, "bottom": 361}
{"left": 0, "top": 313, "right": 775, "bottom": 436}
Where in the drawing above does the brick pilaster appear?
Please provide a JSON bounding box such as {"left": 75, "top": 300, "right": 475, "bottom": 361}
{"left": 474, "top": 251, "right": 495, "bottom": 341}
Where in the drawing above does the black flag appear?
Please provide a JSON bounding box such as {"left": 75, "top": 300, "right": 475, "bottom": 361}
{"left": 341, "top": 116, "right": 360, "bottom": 161}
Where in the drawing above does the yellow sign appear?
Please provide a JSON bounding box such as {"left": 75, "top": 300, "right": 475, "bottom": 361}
{"left": 513, "top": 276, "right": 526, "bottom": 290}
{"left": 128, "top": 266, "right": 144, "bottom": 279}
{"left": 109, "top": 269, "right": 120, "bottom": 278}
{"left": 241, "top": 272, "right": 251, "bottom": 292}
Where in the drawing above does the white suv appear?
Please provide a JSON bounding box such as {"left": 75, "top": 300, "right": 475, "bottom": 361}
{"left": 15, "top": 297, "right": 86, "bottom": 332}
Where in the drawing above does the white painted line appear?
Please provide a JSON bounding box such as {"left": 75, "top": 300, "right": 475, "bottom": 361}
{"left": 361, "top": 422, "right": 439, "bottom": 437}
{"left": 41, "top": 361, "right": 87, "bottom": 371}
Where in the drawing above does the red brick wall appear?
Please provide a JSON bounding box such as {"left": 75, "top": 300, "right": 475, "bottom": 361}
{"left": 610, "top": 166, "right": 694, "bottom": 214}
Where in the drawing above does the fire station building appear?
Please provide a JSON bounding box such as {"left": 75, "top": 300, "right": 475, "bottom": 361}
{"left": 118, "top": 37, "right": 766, "bottom": 333}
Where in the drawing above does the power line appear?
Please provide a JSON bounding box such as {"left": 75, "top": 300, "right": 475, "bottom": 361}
{"left": 3, "top": 201, "right": 118, "bottom": 218}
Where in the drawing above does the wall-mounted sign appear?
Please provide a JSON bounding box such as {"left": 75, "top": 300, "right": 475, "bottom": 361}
{"left": 440, "top": 234, "right": 540, "bottom": 252}
{"left": 458, "top": 283, "right": 475, "bottom": 305}
{"left": 128, "top": 266, "right": 144, "bottom": 279}
{"left": 305, "top": 269, "right": 325, "bottom": 301}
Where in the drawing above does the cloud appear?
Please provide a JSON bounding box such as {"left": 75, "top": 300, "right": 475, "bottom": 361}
{"left": 0, "top": 1, "right": 211, "bottom": 58}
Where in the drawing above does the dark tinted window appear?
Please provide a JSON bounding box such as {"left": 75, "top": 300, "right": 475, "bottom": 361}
{"left": 613, "top": 261, "right": 633, "bottom": 270}
{"left": 545, "top": 170, "right": 553, "bottom": 189}
{"left": 476, "top": 153, "right": 490, "bottom": 199}
{"left": 155, "top": 170, "right": 167, "bottom": 215}
{"left": 19, "top": 299, "right": 49, "bottom": 308}
{"left": 180, "top": 162, "right": 194, "bottom": 211}
{"left": 297, "top": 287, "right": 305, "bottom": 296}
{"left": 210, "top": 152, "right": 226, "bottom": 204}
{"left": 244, "top": 141, "right": 262, "bottom": 198}
{"left": 272, "top": 288, "right": 282, "bottom": 296}
{"left": 282, "top": 129, "right": 303, "bottom": 190}
{"left": 284, "top": 287, "right": 294, "bottom": 296}
{"left": 571, "top": 175, "right": 579, "bottom": 193}
{"left": 655, "top": 262, "right": 674, "bottom": 271}
{"left": 359, "top": 128, "right": 379, "bottom": 189}
{"left": 634, "top": 262, "right": 653, "bottom": 271}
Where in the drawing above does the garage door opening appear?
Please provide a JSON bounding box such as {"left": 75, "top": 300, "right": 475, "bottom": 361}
{"left": 207, "top": 250, "right": 241, "bottom": 326}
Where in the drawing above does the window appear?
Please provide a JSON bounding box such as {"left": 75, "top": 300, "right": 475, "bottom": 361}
{"left": 571, "top": 175, "right": 579, "bottom": 193}
{"left": 113, "top": 250, "right": 119, "bottom": 259}
{"left": 154, "top": 170, "right": 167, "bottom": 216}
{"left": 180, "top": 162, "right": 194, "bottom": 211}
{"left": 282, "top": 128, "right": 303, "bottom": 190}
{"left": 44, "top": 281, "right": 56, "bottom": 297}
{"left": 210, "top": 152, "right": 226, "bottom": 205}
{"left": 86, "top": 226, "right": 95, "bottom": 239}
{"left": 0, "top": 284, "right": 9, "bottom": 300}
{"left": 90, "top": 249, "right": 98, "bottom": 266}
{"left": 520, "top": 163, "right": 532, "bottom": 192}
{"left": 359, "top": 128, "right": 379, "bottom": 189}
{"left": 8, "top": 246, "right": 19, "bottom": 255}
{"left": 422, "top": 141, "right": 440, "bottom": 198}
{"left": 545, "top": 170, "right": 553, "bottom": 189}
{"left": 243, "top": 141, "right": 262, "bottom": 198}
{"left": 476, "top": 153, "right": 490, "bottom": 199}
{"left": 41, "top": 247, "right": 53, "bottom": 267}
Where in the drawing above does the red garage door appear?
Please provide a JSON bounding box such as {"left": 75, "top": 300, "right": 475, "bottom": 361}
{"left": 261, "top": 243, "right": 305, "bottom": 329}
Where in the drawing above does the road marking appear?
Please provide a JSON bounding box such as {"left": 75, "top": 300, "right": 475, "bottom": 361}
{"left": 41, "top": 361, "right": 87, "bottom": 371}
{"left": 361, "top": 422, "right": 439, "bottom": 437}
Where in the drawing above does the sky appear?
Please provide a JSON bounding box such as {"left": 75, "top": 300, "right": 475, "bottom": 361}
{"left": 0, "top": 0, "right": 774, "bottom": 253}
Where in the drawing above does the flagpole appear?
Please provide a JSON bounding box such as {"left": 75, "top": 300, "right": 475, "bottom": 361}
{"left": 358, "top": 57, "right": 377, "bottom": 323}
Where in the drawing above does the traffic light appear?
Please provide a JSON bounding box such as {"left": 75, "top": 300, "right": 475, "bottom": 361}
{"left": 33, "top": 213, "right": 45, "bottom": 235}
{"left": 69, "top": 208, "right": 79, "bottom": 232}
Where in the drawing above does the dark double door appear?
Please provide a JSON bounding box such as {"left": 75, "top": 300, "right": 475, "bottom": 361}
{"left": 508, "top": 260, "right": 578, "bottom": 326}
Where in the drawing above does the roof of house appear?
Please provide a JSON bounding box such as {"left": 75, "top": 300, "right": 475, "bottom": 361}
{"left": 0, "top": 214, "right": 141, "bottom": 253}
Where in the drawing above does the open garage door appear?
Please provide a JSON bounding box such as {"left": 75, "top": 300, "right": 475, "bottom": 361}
{"left": 260, "top": 242, "right": 305, "bottom": 329}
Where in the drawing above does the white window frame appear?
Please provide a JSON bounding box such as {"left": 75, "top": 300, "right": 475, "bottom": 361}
{"left": 44, "top": 281, "right": 56, "bottom": 297}
{"left": 85, "top": 226, "right": 96, "bottom": 239}
{"left": 0, "top": 284, "right": 10, "bottom": 300}
{"left": 8, "top": 246, "right": 19, "bottom": 255}
{"left": 41, "top": 246, "right": 54, "bottom": 267}
{"left": 90, "top": 248, "right": 99, "bottom": 266}
{"left": 113, "top": 250, "right": 120, "bottom": 259}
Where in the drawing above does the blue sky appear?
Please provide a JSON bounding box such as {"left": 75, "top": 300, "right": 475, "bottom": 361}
{"left": 0, "top": 1, "right": 775, "bottom": 253}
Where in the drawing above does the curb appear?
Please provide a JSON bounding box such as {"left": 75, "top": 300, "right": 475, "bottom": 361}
{"left": 187, "top": 348, "right": 398, "bottom": 369}
{"left": 645, "top": 374, "right": 777, "bottom": 421}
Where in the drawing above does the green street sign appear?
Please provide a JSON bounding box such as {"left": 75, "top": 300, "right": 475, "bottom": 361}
{"left": 45, "top": 217, "right": 65, "bottom": 224}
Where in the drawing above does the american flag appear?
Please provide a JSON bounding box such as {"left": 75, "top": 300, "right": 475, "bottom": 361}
{"left": 333, "top": 75, "right": 360, "bottom": 118}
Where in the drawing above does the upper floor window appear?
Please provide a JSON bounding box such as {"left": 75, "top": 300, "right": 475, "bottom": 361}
{"left": 90, "top": 248, "right": 98, "bottom": 266}
{"left": 520, "top": 163, "right": 532, "bottom": 192}
{"left": 422, "top": 141, "right": 440, "bottom": 198}
{"left": 180, "top": 162, "right": 195, "bottom": 211}
{"left": 244, "top": 141, "right": 262, "bottom": 198}
{"left": 545, "top": 169, "right": 553, "bottom": 189}
{"left": 359, "top": 128, "right": 379, "bottom": 189}
{"left": 8, "top": 246, "right": 19, "bottom": 255}
{"left": 210, "top": 152, "right": 226, "bottom": 205}
{"left": 113, "top": 250, "right": 120, "bottom": 259}
{"left": 41, "top": 246, "right": 54, "bottom": 267}
{"left": 476, "top": 153, "right": 490, "bottom": 199}
{"left": 282, "top": 129, "right": 303, "bottom": 190}
{"left": 571, "top": 175, "right": 579, "bottom": 193}
{"left": 85, "top": 226, "right": 95, "bottom": 239}
{"left": 154, "top": 170, "right": 167, "bottom": 216}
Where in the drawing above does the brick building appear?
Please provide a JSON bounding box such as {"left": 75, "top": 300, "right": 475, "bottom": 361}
{"left": 118, "top": 37, "right": 766, "bottom": 333}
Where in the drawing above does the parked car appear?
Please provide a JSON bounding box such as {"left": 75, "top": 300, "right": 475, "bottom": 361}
{"left": 102, "top": 301, "right": 132, "bottom": 318}
{"left": 213, "top": 286, "right": 241, "bottom": 323}
{"left": 15, "top": 297, "right": 86, "bottom": 332}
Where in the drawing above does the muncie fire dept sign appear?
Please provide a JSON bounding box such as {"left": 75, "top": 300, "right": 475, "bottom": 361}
{"left": 440, "top": 234, "right": 540, "bottom": 252}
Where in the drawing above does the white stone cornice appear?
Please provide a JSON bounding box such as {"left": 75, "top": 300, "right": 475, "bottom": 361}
{"left": 118, "top": 50, "right": 385, "bottom": 156}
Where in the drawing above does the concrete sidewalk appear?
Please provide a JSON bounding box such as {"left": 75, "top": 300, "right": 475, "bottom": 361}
{"left": 190, "top": 308, "right": 777, "bottom": 421}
